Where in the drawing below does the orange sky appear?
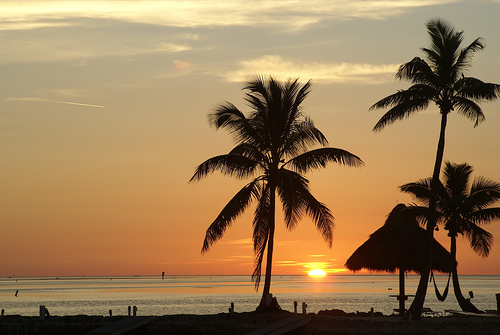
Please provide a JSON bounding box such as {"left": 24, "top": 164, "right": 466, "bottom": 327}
{"left": 1, "top": 1, "right": 500, "bottom": 278}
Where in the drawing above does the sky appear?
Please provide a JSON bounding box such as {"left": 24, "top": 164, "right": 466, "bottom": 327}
{"left": 1, "top": 1, "right": 500, "bottom": 278}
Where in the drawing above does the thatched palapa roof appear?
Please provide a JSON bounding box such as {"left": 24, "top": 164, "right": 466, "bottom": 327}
{"left": 345, "top": 203, "right": 453, "bottom": 273}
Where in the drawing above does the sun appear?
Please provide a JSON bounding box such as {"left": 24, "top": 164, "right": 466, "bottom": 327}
{"left": 308, "top": 269, "right": 326, "bottom": 277}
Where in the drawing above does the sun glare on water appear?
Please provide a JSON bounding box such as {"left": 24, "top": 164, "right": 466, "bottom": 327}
{"left": 308, "top": 269, "right": 326, "bottom": 277}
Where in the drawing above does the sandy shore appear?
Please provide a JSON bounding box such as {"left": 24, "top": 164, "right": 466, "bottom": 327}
{"left": 1, "top": 310, "right": 499, "bottom": 335}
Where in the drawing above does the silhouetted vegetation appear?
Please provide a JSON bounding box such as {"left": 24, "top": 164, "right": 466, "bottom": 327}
{"left": 401, "top": 161, "right": 500, "bottom": 312}
{"left": 370, "top": 19, "right": 500, "bottom": 319}
{"left": 190, "top": 76, "right": 363, "bottom": 311}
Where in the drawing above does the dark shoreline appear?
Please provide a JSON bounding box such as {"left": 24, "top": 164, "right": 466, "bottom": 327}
{"left": 2, "top": 311, "right": 500, "bottom": 335}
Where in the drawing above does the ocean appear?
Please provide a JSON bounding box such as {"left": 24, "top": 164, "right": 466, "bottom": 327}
{"left": 1, "top": 275, "right": 499, "bottom": 317}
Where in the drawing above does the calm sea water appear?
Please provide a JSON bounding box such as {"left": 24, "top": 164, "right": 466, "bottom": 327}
{"left": 0, "top": 275, "right": 499, "bottom": 316}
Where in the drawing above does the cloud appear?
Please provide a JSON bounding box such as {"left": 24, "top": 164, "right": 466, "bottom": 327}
{"left": 145, "top": 42, "right": 191, "bottom": 54}
{"left": 222, "top": 55, "right": 398, "bottom": 84}
{"left": 41, "top": 88, "right": 87, "bottom": 97}
{"left": 173, "top": 61, "right": 191, "bottom": 70}
{"left": 0, "top": 1, "right": 456, "bottom": 30}
{"left": 0, "top": 20, "right": 72, "bottom": 31}
{"left": 226, "top": 238, "right": 252, "bottom": 247}
{"left": 0, "top": 1, "right": 455, "bottom": 65}
{"left": 6, "top": 97, "right": 104, "bottom": 108}
{"left": 0, "top": 36, "right": 193, "bottom": 64}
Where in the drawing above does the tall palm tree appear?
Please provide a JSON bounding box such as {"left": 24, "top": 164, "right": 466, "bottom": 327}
{"left": 190, "top": 76, "right": 363, "bottom": 311}
{"left": 370, "top": 19, "right": 500, "bottom": 319}
{"left": 400, "top": 161, "right": 500, "bottom": 312}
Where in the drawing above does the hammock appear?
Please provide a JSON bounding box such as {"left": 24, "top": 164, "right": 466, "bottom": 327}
{"left": 430, "top": 271, "right": 451, "bottom": 302}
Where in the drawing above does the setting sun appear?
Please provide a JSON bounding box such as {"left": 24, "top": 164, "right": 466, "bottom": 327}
{"left": 308, "top": 269, "right": 326, "bottom": 277}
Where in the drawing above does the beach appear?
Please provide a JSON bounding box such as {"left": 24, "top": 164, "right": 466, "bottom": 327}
{"left": 2, "top": 311, "right": 500, "bottom": 335}
{"left": 2, "top": 276, "right": 499, "bottom": 333}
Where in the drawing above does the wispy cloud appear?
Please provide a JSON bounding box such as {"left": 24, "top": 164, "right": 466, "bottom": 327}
{"left": 0, "top": 37, "right": 193, "bottom": 64}
{"left": 0, "top": 20, "right": 72, "bottom": 31}
{"left": 0, "top": 1, "right": 454, "bottom": 65}
{"left": 226, "top": 238, "right": 252, "bottom": 247}
{"left": 0, "top": 1, "right": 456, "bottom": 30}
{"left": 223, "top": 55, "right": 398, "bottom": 84}
{"left": 6, "top": 97, "right": 104, "bottom": 108}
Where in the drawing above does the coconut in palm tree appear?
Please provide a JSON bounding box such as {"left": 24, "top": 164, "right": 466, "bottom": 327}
{"left": 190, "top": 76, "right": 363, "bottom": 311}
{"left": 400, "top": 161, "right": 500, "bottom": 313}
{"left": 370, "top": 19, "right": 500, "bottom": 319}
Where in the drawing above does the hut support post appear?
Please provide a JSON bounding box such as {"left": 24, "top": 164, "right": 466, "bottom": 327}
{"left": 399, "top": 268, "right": 405, "bottom": 315}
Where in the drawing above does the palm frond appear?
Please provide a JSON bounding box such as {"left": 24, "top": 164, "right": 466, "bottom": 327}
{"left": 453, "top": 96, "right": 484, "bottom": 127}
{"left": 463, "top": 222, "right": 493, "bottom": 257}
{"left": 469, "top": 176, "right": 500, "bottom": 208}
{"left": 287, "top": 147, "right": 364, "bottom": 173}
{"left": 281, "top": 118, "right": 328, "bottom": 158}
{"left": 370, "top": 84, "right": 435, "bottom": 110}
{"left": 291, "top": 79, "right": 311, "bottom": 115}
{"left": 189, "top": 154, "right": 258, "bottom": 182}
{"left": 468, "top": 208, "right": 500, "bottom": 225}
{"left": 459, "top": 79, "right": 500, "bottom": 101}
{"left": 454, "top": 37, "right": 485, "bottom": 75}
{"left": 372, "top": 99, "right": 429, "bottom": 132}
{"left": 443, "top": 161, "right": 472, "bottom": 197}
{"left": 396, "top": 57, "right": 437, "bottom": 85}
{"left": 229, "top": 143, "right": 267, "bottom": 165}
{"left": 210, "top": 102, "right": 266, "bottom": 146}
{"left": 424, "top": 19, "right": 462, "bottom": 76}
{"left": 404, "top": 204, "right": 435, "bottom": 227}
{"left": 277, "top": 168, "right": 335, "bottom": 246}
{"left": 400, "top": 179, "right": 433, "bottom": 204}
{"left": 276, "top": 169, "right": 310, "bottom": 230}
{"left": 303, "top": 192, "right": 335, "bottom": 247}
{"left": 209, "top": 102, "right": 246, "bottom": 130}
{"left": 201, "top": 181, "right": 260, "bottom": 253}
{"left": 283, "top": 79, "right": 311, "bottom": 136}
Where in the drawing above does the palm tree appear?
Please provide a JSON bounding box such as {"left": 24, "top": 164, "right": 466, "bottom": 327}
{"left": 400, "top": 161, "right": 500, "bottom": 312}
{"left": 190, "top": 76, "right": 363, "bottom": 311}
{"left": 370, "top": 19, "right": 500, "bottom": 319}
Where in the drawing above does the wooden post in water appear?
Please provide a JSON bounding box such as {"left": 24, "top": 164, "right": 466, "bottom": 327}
{"left": 399, "top": 267, "right": 405, "bottom": 315}
{"left": 39, "top": 305, "right": 45, "bottom": 321}
{"left": 496, "top": 293, "right": 500, "bottom": 313}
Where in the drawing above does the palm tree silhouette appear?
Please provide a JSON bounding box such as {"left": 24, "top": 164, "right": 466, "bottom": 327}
{"left": 190, "top": 76, "right": 363, "bottom": 311}
{"left": 400, "top": 162, "right": 500, "bottom": 313}
{"left": 370, "top": 19, "right": 500, "bottom": 319}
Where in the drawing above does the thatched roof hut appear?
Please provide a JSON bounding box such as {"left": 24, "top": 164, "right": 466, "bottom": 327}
{"left": 345, "top": 203, "right": 454, "bottom": 314}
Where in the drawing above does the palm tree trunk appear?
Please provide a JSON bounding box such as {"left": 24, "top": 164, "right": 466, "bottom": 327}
{"left": 258, "top": 183, "right": 276, "bottom": 310}
{"left": 450, "top": 234, "right": 482, "bottom": 313}
{"left": 410, "top": 112, "right": 448, "bottom": 320}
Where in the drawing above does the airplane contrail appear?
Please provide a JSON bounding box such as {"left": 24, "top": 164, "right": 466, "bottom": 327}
{"left": 6, "top": 97, "right": 104, "bottom": 108}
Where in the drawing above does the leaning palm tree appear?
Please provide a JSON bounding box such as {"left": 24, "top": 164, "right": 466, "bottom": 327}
{"left": 370, "top": 19, "right": 500, "bottom": 319}
{"left": 400, "top": 162, "right": 500, "bottom": 313}
{"left": 190, "top": 76, "right": 363, "bottom": 311}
